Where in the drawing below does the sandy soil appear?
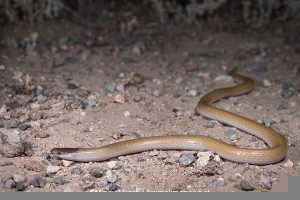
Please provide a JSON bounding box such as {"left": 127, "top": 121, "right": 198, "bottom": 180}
{"left": 0, "top": 11, "right": 299, "bottom": 192}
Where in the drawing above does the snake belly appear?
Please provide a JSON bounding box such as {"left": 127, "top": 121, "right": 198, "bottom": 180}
{"left": 51, "top": 69, "right": 287, "bottom": 165}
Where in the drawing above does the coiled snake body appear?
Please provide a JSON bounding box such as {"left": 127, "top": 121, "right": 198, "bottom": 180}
{"left": 51, "top": 69, "right": 287, "bottom": 165}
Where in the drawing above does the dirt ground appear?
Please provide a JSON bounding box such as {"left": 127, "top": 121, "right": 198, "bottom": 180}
{"left": 0, "top": 10, "right": 299, "bottom": 192}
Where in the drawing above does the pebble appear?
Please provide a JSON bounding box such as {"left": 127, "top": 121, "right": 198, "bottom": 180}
{"left": 111, "top": 132, "right": 124, "bottom": 140}
{"left": 148, "top": 150, "right": 160, "bottom": 157}
{"left": 115, "top": 83, "right": 125, "bottom": 93}
{"left": 37, "top": 95, "right": 47, "bottom": 104}
{"left": 283, "top": 159, "right": 293, "bottom": 168}
{"left": 19, "top": 123, "right": 31, "bottom": 131}
{"left": 90, "top": 167, "right": 106, "bottom": 178}
{"left": 205, "top": 120, "right": 216, "bottom": 128}
{"left": 214, "top": 75, "right": 233, "bottom": 82}
{"left": 281, "top": 83, "right": 295, "bottom": 98}
{"left": 123, "top": 111, "right": 130, "bottom": 117}
{"left": 260, "top": 173, "right": 272, "bottom": 190}
{"left": 53, "top": 176, "right": 65, "bottom": 185}
{"left": 240, "top": 180, "right": 255, "bottom": 191}
{"left": 7, "top": 120, "right": 21, "bottom": 128}
{"left": 107, "top": 161, "right": 118, "bottom": 170}
{"left": 16, "top": 180, "right": 25, "bottom": 191}
{"left": 196, "top": 151, "right": 213, "bottom": 168}
{"left": 132, "top": 46, "right": 142, "bottom": 55}
{"left": 133, "top": 95, "right": 143, "bottom": 102}
{"left": 12, "top": 174, "right": 25, "bottom": 186}
{"left": 95, "top": 177, "right": 109, "bottom": 188}
{"left": 30, "top": 175, "right": 46, "bottom": 188}
{"left": 262, "top": 119, "right": 273, "bottom": 127}
{"left": 0, "top": 64, "right": 5, "bottom": 70}
{"left": 5, "top": 179, "right": 16, "bottom": 189}
{"left": 105, "top": 183, "right": 120, "bottom": 191}
{"left": 224, "top": 129, "right": 237, "bottom": 139}
{"left": 204, "top": 161, "right": 223, "bottom": 176}
{"left": 104, "top": 83, "right": 116, "bottom": 93}
{"left": 187, "top": 89, "right": 198, "bottom": 97}
{"left": 42, "top": 111, "right": 56, "bottom": 119}
{"left": 0, "top": 128, "right": 24, "bottom": 157}
{"left": 71, "top": 166, "right": 83, "bottom": 175}
{"left": 179, "top": 153, "right": 195, "bottom": 166}
{"left": 152, "top": 90, "right": 160, "bottom": 97}
{"left": 67, "top": 80, "right": 81, "bottom": 89}
{"left": 46, "top": 165, "right": 60, "bottom": 174}
{"left": 263, "top": 79, "right": 272, "bottom": 87}
{"left": 62, "top": 160, "right": 73, "bottom": 167}
{"left": 114, "top": 95, "right": 125, "bottom": 103}
{"left": 164, "top": 157, "right": 177, "bottom": 165}
{"left": 211, "top": 177, "right": 225, "bottom": 188}
{"left": 106, "top": 171, "right": 118, "bottom": 183}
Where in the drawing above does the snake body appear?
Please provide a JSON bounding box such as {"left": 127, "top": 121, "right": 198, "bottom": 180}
{"left": 51, "top": 69, "right": 287, "bottom": 165}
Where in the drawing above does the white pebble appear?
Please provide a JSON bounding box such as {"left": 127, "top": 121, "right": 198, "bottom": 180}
{"left": 196, "top": 151, "right": 213, "bottom": 167}
{"left": 46, "top": 166, "right": 60, "bottom": 174}
{"left": 283, "top": 159, "right": 293, "bottom": 168}
{"left": 123, "top": 111, "right": 130, "bottom": 117}
{"left": 114, "top": 95, "right": 125, "bottom": 103}
{"left": 263, "top": 79, "right": 272, "bottom": 87}
{"left": 187, "top": 89, "right": 197, "bottom": 97}
{"left": 62, "top": 160, "right": 73, "bottom": 167}
{"left": 107, "top": 161, "right": 117, "bottom": 169}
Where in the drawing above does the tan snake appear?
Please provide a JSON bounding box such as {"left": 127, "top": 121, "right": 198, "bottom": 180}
{"left": 51, "top": 69, "right": 287, "bottom": 165}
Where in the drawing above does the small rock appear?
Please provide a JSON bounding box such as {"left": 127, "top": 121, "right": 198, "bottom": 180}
{"left": 148, "top": 150, "right": 160, "bottom": 157}
{"left": 281, "top": 83, "right": 295, "bottom": 99}
{"left": 196, "top": 151, "right": 213, "bottom": 168}
{"left": 16, "top": 180, "right": 25, "bottom": 191}
{"left": 107, "top": 161, "right": 117, "bottom": 170}
{"left": 5, "top": 179, "right": 16, "bottom": 189}
{"left": 71, "top": 166, "right": 83, "bottom": 175}
{"left": 263, "top": 79, "right": 272, "bottom": 87}
{"left": 104, "top": 83, "right": 116, "bottom": 93}
{"left": 204, "top": 160, "right": 223, "bottom": 176}
{"left": 111, "top": 132, "right": 124, "bottom": 140}
{"left": 30, "top": 175, "right": 46, "bottom": 188}
{"left": 0, "top": 64, "right": 5, "bottom": 70}
{"left": 0, "top": 128, "right": 25, "bottom": 157}
{"left": 90, "top": 167, "right": 106, "bottom": 178}
{"left": 205, "top": 120, "right": 216, "bottom": 128}
{"left": 262, "top": 119, "right": 273, "bottom": 127}
{"left": 46, "top": 165, "right": 60, "bottom": 174}
{"left": 214, "top": 75, "right": 233, "bottom": 82}
{"left": 12, "top": 174, "right": 25, "bottom": 190}
{"left": 260, "top": 173, "right": 272, "bottom": 190}
{"left": 62, "top": 160, "right": 73, "bottom": 167}
{"left": 63, "top": 186, "right": 73, "bottom": 192}
{"left": 211, "top": 177, "right": 225, "bottom": 188}
{"left": 106, "top": 170, "right": 118, "bottom": 183}
{"left": 95, "top": 177, "right": 109, "bottom": 188}
{"left": 132, "top": 46, "right": 142, "bottom": 55}
{"left": 42, "top": 111, "right": 56, "bottom": 119}
{"left": 133, "top": 95, "right": 143, "bottom": 102}
{"left": 225, "top": 129, "right": 238, "bottom": 141}
{"left": 152, "top": 90, "right": 160, "bottom": 97}
{"left": 53, "top": 176, "right": 65, "bottom": 185}
{"left": 283, "top": 159, "right": 293, "bottom": 168}
{"left": 164, "top": 157, "right": 177, "bottom": 165}
{"left": 240, "top": 180, "right": 255, "bottom": 191}
{"left": 105, "top": 183, "right": 120, "bottom": 191}
{"left": 114, "top": 95, "right": 125, "bottom": 103}
{"left": 37, "top": 95, "right": 47, "bottom": 104}
{"left": 19, "top": 123, "right": 31, "bottom": 131}
{"left": 123, "top": 111, "right": 130, "bottom": 117}
{"left": 115, "top": 83, "right": 125, "bottom": 93}
{"left": 67, "top": 81, "right": 81, "bottom": 89}
{"left": 7, "top": 120, "right": 21, "bottom": 128}
{"left": 179, "top": 153, "right": 195, "bottom": 166}
{"left": 187, "top": 89, "right": 198, "bottom": 97}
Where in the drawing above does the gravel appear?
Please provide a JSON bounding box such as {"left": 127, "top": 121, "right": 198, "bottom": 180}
{"left": 179, "top": 153, "right": 195, "bottom": 166}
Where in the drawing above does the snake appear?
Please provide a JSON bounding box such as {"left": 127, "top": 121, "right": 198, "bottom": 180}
{"left": 50, "top": 69, "right": 287, "bottom": 165}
